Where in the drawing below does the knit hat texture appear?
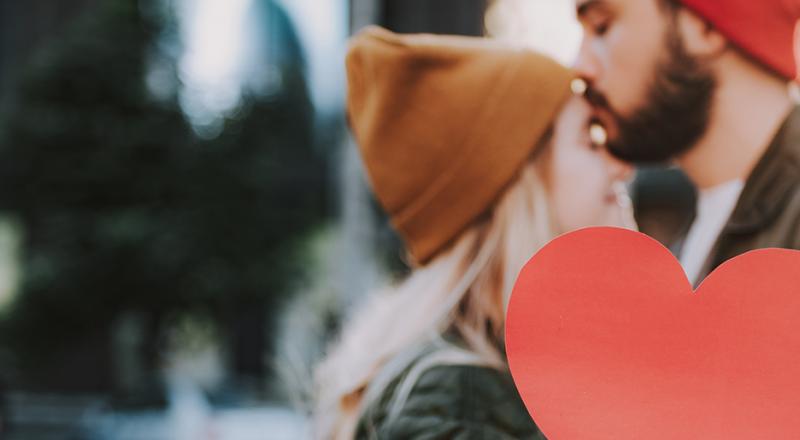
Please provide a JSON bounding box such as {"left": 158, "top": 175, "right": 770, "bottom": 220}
{"left": 346, "top": 26, "right": 573, "bottom": 264}
{"left": 679, "top": 0, "right": 800, "bottom": 80}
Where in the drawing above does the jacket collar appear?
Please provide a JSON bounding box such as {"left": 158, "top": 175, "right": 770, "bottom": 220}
{"left": 724, "top": 106, "right": 800, "bottom": 234}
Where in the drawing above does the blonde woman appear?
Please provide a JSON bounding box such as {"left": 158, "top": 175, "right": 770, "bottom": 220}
{"left": 314, "top": 27, "right": 635, "bottom": 439}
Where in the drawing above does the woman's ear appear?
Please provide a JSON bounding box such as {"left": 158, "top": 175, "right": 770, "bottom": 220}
{"left": 675, "top": 7, "right": 726, "bottom": 59}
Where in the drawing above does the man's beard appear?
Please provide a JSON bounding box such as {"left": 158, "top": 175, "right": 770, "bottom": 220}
{"left": 584, "top": 27, "right": 717, "bottom": 165}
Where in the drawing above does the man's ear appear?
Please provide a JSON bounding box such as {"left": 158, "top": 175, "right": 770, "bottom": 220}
{"left": 675, "top": 7, "right": 726, "bottom": 59}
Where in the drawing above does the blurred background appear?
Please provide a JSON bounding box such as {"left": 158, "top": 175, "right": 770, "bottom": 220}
{"left": 0, "top": 1, "right": 636, "bottom": 439}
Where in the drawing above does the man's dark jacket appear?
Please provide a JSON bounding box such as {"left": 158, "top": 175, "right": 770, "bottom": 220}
{"left": 637, "top": 106, "right": 800, "bottom": 282}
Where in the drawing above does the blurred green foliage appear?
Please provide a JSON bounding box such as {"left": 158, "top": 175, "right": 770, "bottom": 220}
{"left": 0, "top": 0, "right": 328, "bottom": 393}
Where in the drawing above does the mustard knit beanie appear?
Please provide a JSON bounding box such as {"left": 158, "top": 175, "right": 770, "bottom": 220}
{"left": 346, "top": 26, "right": 573, "bottom": 264}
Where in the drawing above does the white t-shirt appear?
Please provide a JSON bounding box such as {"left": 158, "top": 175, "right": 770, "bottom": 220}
{"left": 679, "top": 179, "right": 745, "bottom": 286}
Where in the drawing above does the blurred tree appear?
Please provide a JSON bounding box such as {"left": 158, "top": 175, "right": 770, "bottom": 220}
{"left": 0, "top": 0, "right": 325, "bottom": 396}
{"left": 0, "top": 0, "right": 99, "bottom": 108}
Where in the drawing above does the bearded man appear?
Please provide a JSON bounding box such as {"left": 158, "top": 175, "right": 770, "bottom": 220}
{"left": 574, "top": 0, "right": 800, "bottom": 285}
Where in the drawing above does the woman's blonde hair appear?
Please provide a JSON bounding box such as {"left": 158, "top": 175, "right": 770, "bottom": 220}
{"left": 313, "top": 147, "right": 556, "bottom": 439}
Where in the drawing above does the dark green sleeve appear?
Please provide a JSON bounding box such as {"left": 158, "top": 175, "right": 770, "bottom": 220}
{"left": 357, "top": 365, "right": 547, "bottom": 440}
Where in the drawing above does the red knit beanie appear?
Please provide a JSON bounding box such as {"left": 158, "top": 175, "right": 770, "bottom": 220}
{"left": 677, "top": 0, "right": 800, "bottom": 80}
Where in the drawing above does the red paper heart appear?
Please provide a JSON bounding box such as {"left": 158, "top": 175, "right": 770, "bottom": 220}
{"left": 506, "top": 227, "right": 800, "bottom": 439}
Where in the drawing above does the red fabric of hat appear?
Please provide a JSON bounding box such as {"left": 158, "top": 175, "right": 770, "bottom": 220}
{"left": 679, "top": 0, "right": 800, "bottom": 80}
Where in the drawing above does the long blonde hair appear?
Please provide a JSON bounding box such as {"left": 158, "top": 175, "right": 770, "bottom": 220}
{"left": 314, "top": 147, "right": 556, "bottom": 439}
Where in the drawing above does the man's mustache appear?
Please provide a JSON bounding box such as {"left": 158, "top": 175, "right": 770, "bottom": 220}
{"left": 583, "top": 84, "right": 611, "bottom": 112}
{"left": 583, "top": 84, "right": 627, "bottom": 136}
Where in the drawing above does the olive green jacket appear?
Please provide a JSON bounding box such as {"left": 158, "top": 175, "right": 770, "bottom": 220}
{"left": 355, "top": 356, "right": 545, "bottom": 439}
{"left": 698, "top": 106, "right": 800, "bottom": 279}
{"left": 637, "top": 106, "right": 800, "bottom": 282}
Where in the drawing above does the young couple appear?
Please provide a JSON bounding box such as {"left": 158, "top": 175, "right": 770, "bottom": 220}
{"left": 315, "top": 0, "right": 800, "bottom": 438}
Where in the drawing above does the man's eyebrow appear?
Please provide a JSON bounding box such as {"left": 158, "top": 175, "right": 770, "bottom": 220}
{"left": 577, "top": 0, "right": 604, "bottom": 18}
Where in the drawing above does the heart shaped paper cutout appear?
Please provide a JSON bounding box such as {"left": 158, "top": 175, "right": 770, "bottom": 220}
{"left": 506, "top": 227, "right": 800, "bottom": 439}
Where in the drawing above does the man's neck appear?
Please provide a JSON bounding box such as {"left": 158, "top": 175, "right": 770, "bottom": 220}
{"left": 677, "top": 66, "right": 793, "bottom": 190}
